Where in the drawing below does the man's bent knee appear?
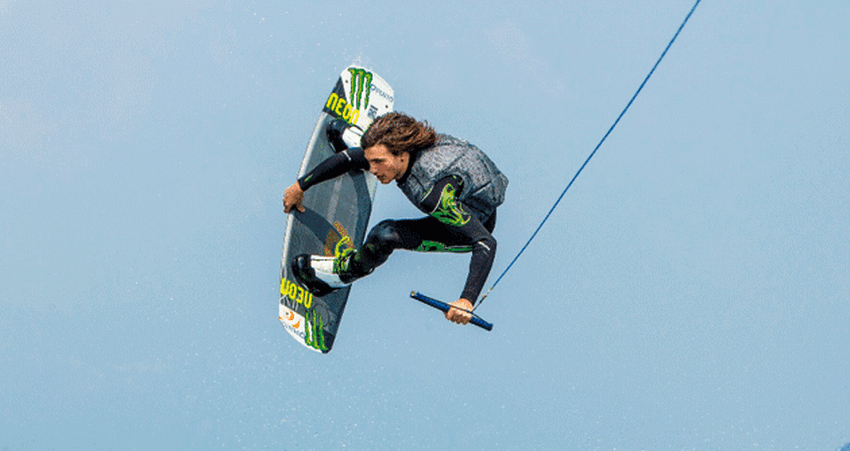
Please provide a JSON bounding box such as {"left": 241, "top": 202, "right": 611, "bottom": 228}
{"left": 366, "top": 219, "right": 404, "bottom": 251}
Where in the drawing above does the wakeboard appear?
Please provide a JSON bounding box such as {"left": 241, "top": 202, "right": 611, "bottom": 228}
{"left": 279, "top": 65, "right": 394, "bottom": 353}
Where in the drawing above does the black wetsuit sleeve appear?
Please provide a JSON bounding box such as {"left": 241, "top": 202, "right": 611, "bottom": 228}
{"left": 421, "top": 175, "right": 497, "bottom": 303}
{"left": 297, "top": 148, "right": 369, "bottom": 190}
{"left": 457, "top": 214, "right": 497, "bottom": 303}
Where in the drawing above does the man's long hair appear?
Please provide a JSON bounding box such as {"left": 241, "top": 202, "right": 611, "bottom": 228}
{"left": 361, "top": 112, "right": 437, "bottom": 156}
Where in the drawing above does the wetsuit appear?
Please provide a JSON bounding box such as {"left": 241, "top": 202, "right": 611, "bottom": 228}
{"left": 298, "top": 135, "right": 508, "bottom": 303}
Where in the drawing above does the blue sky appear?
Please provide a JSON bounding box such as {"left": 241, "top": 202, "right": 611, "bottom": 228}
{"left": 2, "top": 1, "right": 848, "bottom": 449}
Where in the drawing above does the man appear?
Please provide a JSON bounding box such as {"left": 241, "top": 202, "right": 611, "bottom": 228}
{"left": 283, "top": 112, "right": 508, "bottom": 325}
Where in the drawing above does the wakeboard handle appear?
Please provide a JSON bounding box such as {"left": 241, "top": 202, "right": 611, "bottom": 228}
{"left": 410, "top": 291, "right": 493, "bottom": 331}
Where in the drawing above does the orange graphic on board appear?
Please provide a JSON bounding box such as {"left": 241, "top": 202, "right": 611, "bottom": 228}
{"left": 324, "top": 222, "right": 351, "bottom": 257}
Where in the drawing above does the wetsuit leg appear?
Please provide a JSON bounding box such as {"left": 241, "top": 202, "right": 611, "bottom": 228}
{"left": 343, "top": 219, "right": 410, "bottom": 278}
{"left": 345, "top": 214, "right": 495, "bottom": 275}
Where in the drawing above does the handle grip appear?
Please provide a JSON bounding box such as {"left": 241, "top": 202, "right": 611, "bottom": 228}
{"left": 410, "top": 291, "right": 493, "bottom": 331}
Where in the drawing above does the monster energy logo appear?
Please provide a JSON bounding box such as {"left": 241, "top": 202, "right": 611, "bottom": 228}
{"left": 325, "top": 68, "right": 373, "bottom": 126}
{"left": 348, "top": 67, "right": 373, "bottom": 110}
{"left": 304, "top": 309, "right": 328, "bottom": 351}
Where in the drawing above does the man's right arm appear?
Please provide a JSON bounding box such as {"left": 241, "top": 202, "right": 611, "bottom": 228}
{"left": 283, "top": 148, "right": 369, "bottom": 213}
{"left": 297, "top": 148, "right": 368, "bottom": 190}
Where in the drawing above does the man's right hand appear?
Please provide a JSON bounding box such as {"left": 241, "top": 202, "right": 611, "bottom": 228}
{"left": 283, "top": 182, "right": 306, "bottom": 214}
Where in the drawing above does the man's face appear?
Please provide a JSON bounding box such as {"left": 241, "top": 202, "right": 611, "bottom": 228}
{"left": 364, "top": 144, "right": 409, "bottom": 184}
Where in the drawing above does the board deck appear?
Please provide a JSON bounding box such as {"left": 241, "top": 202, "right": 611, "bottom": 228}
{"left": 279, "top": 66, "right": 394, "bottom": 353}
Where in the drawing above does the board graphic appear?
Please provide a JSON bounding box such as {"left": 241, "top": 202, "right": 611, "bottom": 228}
{"left": 279, "top": 66, "right": 394, "bottom": 353}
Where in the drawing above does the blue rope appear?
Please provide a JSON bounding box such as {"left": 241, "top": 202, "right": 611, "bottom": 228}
{"left": 475, "top": 0, "right": 702, "bottom": 311}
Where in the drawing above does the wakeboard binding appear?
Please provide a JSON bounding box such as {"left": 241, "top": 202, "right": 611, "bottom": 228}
{"left": 291, "top": 254, "right": 355, "bottom": 297}
{"left": 325, "top": 118, "right": 363, "bottom": 153}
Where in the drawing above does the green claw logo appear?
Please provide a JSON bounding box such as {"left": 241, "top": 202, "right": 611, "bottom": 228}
{"left": 348, "top": 67, "right": 373, "bottom": 110}
{"left": 304, "top": 309, "right": 328, "bottom": 351}
{"left": 431, "top": 184, "right": 470, "bottom": 227}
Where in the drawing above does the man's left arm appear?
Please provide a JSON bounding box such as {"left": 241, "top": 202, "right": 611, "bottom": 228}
{"left": 423, "top": 176, "right": 497, "bottom": 325}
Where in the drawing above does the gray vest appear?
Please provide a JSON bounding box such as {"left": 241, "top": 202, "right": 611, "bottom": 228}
{"left": 397, "top": 135, "right": 508, "bottom": 221}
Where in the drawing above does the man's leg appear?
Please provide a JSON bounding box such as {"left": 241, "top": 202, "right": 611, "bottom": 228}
{"left": 342, "top": 218, "right": 433, "bottom": 278}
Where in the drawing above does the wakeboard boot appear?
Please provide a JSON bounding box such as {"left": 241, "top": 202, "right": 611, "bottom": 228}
{"left": 291, "top": 253, "right": 358, "bottom": 297}
{"left": 325, "top": 118, "right": 363, "bottom": 152}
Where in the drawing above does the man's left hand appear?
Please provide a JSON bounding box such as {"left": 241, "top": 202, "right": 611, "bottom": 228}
{"left": 445, "top": 298, "right": 474, "bottom": 325}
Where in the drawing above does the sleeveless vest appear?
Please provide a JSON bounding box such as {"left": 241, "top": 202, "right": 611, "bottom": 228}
{"left": 397, "top": 135, "right": 508, "bottom": 221}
